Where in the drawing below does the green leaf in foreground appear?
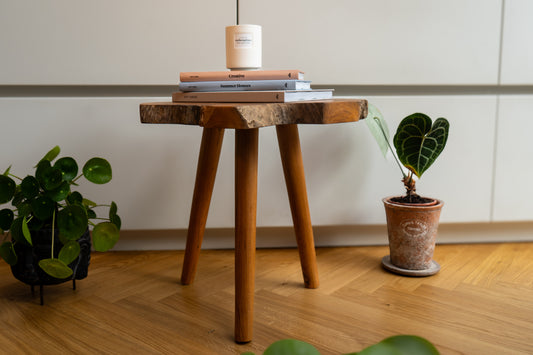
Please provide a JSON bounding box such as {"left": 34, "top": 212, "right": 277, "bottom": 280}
{"left": 38, "top": 258, "right": 73, "bottom": 279}
{"left": 263, "top": 339, "right": 321, "bottom": 355}
{"left": 352, "top": 335, "right": 440, "bottom": 355}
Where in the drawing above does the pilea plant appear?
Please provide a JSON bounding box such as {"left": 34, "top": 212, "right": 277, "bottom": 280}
{"left": 366, "top": 105, "right": 450, "bottom": 202}
{"left": 242, "top": 335, "right": 439, "bottom": 355}
{"left": 0, "top": 146, "right": 120, "bottom": 279}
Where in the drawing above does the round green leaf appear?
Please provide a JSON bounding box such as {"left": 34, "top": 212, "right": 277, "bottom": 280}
{"left": 40, "top": 146, "right": 61, "bottom": 163}
{"left": 92, "top": 222, "right": 119, "bottom": 252}
{"left": 17, "top": 201, "right": 32, "bottom": 218}
{"left": 67, "top": 191, "right": 83, "bottom": 205}
{"left": 54, "top": 157, "right": 78, "bottom": 182}
{"left": 263, "top": 339, "right": 321, "bottom": 355}
{"left": 31, "top": 196, "right": 56, "bottom": 221}
{"left": 38, "top": 258, "right": 73, "bottom": 279}
{"left": 21, "top": 176, "right": 40, "bottom": 199}
{"left": 0, "top": 209, "right": 14, "bottom": 230}
{"left": 36, "top": 163, "right": 63, "bottom": 191}
{"left": 58, "top": 241, "right": 81, "bottom": 265}
{"left": 83, "top": 158, "right": 112, "bottom": 184}
{"left": 0, "top": 241, "right": 18, "bottom": 266}
{"left": 0, "top": 175, "right": 16, "bottom": 204}
{"left": 57, "top": 205, "right": 88, "bottom": 240}
{"left": 47, "top": 181, "right": 70, "bottom": 202}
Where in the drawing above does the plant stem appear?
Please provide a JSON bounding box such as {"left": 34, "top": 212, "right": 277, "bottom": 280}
{"left": 71, "top": 174, "right": 83, "bottom": 183}
{"left": 51, "top": 210, "right": 55, "bottom": 259}
{"left": 8, "top": 173, "right": 23, "bottom": 181}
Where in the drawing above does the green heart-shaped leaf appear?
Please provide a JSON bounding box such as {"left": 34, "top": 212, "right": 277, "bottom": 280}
{"left": 57, "top": 205, "right": 88, "bottom": 240}
{"left": 0, "top": 175, "right": 16, "bottom": 204}
{"left": 83, "top": 158, "right": 112, "bottom": 184}
{"left": 58, "top": 241, "right": 81, "bottom": 265}
{"left": 31, "top": 196, "right": 56, "bottom": 221}
{"left": 0, "top": 209, "right": 14, "bottom": 230}
{"left": 0, "top": 241, "right": 18, "bottom": 266}
{"left": 21, "top": 176, "right": 40, "bottom": 199}
{"left": 38, "top": 258, "right": 73, "bottom": 279}
{"left": 393, "top": 113, "right": 449, "bottom": 178}
{"left": 54, "top": 157, "right": 78, "bottom": 182}
{"left": 92, "top": 222, "right": 119, "bottom": 252}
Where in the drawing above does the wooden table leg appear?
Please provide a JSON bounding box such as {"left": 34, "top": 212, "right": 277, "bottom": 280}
{"left": 276, "top": 124, "right": 319, "bottom": 289}
{"left": 181, "top": 127, "right": 225, "bottom": 285}
{"left": 234, "top": 128, "right": 258, "bottom": 343}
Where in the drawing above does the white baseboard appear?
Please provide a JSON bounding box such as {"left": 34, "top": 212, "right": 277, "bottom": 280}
{"left": 113, "top": 222, "right": 533, "bottom": 251}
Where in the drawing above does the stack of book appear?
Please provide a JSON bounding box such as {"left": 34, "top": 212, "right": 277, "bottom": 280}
{"left": 172, "top": 69, "right": 333, "bottom": 103}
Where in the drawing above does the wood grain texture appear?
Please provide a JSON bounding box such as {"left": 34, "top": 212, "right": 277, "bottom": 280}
{"left": 276, "top": 124, "right": 319, "bottom": 289}
{"left": 181, "top": 128, "right": 225, "bottom": 285}
{"left": 0, "top": 243, "right": 532, "bottom": 354}
{"left": 140, "top": 99, "right": 368, "bottom": 129}
{"left": 234, "top": 128, "right": 259, "bottom": 343}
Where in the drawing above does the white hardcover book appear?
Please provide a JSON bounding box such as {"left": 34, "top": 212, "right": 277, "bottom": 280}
{"left": 178, "top": 80, "right": 311, "bottom": 92}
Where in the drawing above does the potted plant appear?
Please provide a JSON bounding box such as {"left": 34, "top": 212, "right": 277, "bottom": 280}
{"left": 0, "top": 146, "right": 121, "bottom": 302}
{"left": 366, "top": 106, "right": 450, "bottom": 276}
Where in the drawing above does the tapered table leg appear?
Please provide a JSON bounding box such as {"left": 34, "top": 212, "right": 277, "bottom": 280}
{"left": 276, "top": 124, "right": 319, "bottom": 289}
{"left": 234, "top": 128, "right": 259, "bottom": 343}
{"left": 181, "top": 127, "right": 225, "bottom": 285}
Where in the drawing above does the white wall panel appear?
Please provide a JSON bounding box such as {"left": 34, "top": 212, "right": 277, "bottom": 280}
{"left": 299, "top": 95, "right": 497, "bottom": 225}
{"left": 240, "top": 0, "right": 502, "bottom": 85}
{"left": 0, "top": 1, "right": 234, "bottom": 85}
{"left": 0, "top": 95, "right": 497, "bottom": 231}
{"left": 493, "top": 96, "right": 533, "bottom": 221}
{"left": 500, "top": 0, "right": 533, "bottom": 84}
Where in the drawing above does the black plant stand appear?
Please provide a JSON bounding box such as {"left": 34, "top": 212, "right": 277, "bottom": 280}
{"left": 11, "top": 228, "right": 91, "bottom": 305}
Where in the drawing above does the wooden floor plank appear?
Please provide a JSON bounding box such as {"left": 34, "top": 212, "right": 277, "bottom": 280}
{"left": 1, "top": 243, "right": 532, "bottom": 354}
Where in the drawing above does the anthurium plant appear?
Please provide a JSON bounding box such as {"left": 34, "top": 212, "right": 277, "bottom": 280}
{"left": 365, "top": 105, "right": 450, "bottom": 203}
{"left": 0, "top": 146, "right": 120, "bottom": 279}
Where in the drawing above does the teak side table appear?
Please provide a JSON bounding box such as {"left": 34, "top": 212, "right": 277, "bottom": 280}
{"left": 140, "top": 99, "right": 368, "bottom": 343}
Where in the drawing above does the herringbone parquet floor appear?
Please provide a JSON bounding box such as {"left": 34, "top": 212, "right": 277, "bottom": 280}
{"left": 0, "top": 243, "right": 532, "bottom": 354}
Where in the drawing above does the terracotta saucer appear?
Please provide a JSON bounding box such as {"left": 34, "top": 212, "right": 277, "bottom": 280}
{"left": 381, "top": 255, "right": 440, "bottom": 277}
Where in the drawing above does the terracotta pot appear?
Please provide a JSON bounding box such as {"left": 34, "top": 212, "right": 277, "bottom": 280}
{"left": 382, "top": 196, "right": 443, "bottom": 275}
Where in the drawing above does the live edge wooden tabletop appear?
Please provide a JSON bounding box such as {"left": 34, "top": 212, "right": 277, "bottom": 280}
{"left": 139, "top": 99, "right": 368, "bottom": 129}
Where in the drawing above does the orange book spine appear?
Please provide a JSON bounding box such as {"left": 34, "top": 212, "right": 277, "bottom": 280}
{"left": 179, "top": 70, "right": 304, "bottom": 82}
